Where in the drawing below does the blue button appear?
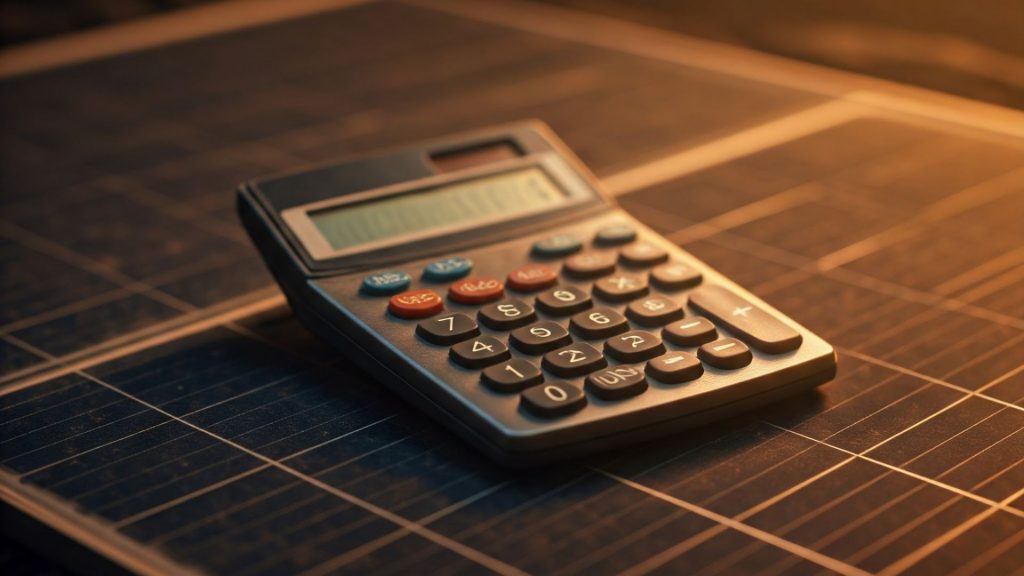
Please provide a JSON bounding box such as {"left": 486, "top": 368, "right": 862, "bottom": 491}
{"left": 595, "top": 223, "right": 637, "bottom": 245}
{"left": 423, "top": 257, "right": 473, "bottom": 282}
{"left": 532, "top": 234, "right": 582, "bottom": 257}
{"left": 361, "top": 270, "right": 411, "bottom": 295}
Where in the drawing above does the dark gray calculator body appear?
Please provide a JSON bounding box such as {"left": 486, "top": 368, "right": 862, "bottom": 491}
{"left": 238, "top": 121, "right": 836, "bottom": 466}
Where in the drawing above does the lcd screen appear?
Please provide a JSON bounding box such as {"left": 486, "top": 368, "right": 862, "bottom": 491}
{"left": 308, "top": 167, "right": 568, "bottom": 250}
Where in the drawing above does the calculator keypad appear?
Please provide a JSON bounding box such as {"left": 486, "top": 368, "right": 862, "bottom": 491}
{"left": 521, "top": 381, "right": 586, "bottom": 417}
{"left": 564, "top": 251, "right": 617, "bottom": 278}
{"left": 604, "top": 330, "right": 665, "bottom": 363}
{"left": 586, "top": 365, "right": 647, "bottom": 400}
{"left": 593, "top": 273, "right": 649, "bottom": 302}
{"left": 450, "top": 336, "right": 511, "bottom": 368}
{"left": 663, "top": 317, "right": 717, "bottom": 346}
{"left": 510, "top": 321, "right": 572, "bottom": 354}
{"left": 478, "top": 299, "right": 536, "bottom": 330}
{"left": 570, "top": 307, "right": 628, "bottom": 339}
{"left": 482, "top": 359, "right": 544, "bottom": 392}
{"left": 646, "top": 352, "right": 703, "bottom": 384}
{"left": 626, "top": 295, "right": 684, "bottom": 326}
{"left": 368, "top": 218, "right": 814, "bottom": 424}
{"left": 698, "top": 338, "right": 752, "bottom": 369}
{"left": 651, "top": 262, "right": 702, "bottom": 290}
{"left": 449, "top": 277, "right": 504, "bottom": 304}
{"left": 416, "top": 313, "right": 479, "bottom": 345}
{"left": 620, "top": 242, "right": 668, "bottom": 266}
{"left": 536, "top": 286, "right": 592, "bottom": 316}
{"left": 389, "top": 288, "right": 444, "bottom": 318}
{"left": 507, "top": 264, "right": 559, "bottom": 291}
{"left": 542, "top": 343, "right": 607, "bottom": 378}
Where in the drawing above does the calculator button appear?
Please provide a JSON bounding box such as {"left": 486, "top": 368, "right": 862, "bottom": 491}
{"left": 416, "top": 313, "right": 480, "bottom": 345}
{"left": 532, "top": 234, "right": 582, "bottom": 258}
{"left": 663, "top": 317, "right": 717, "bottom": 347}
{"left": 569, "top": 307, "right": 629, "bottom": 339}
{"left": 449, "top": 276, "right": 505, "bottom": 304}
{"left": 594, "top": 223, "right": 637, "bottom": 246}
{"left": 698, "top": 338, "right": 753, "bottom": 369}
{"left": 620, "top": 242, "right": 669, "bottom": 267}
{"left": 536, "top": 286, "right": 592, "bottom": 316}
{"left": 510, "top": 321, "right": 572, "bottom": 354}
{"left": 542, "top": 343, "right": 607, "bottom": 378}
{"left": 605, "top": 330, "right": 666, "bottom": 363}
{"left": 478, "top": 299, "right": 536, "bottom": 330}
{"left": 507, "top": 264, "right": 558, "bottom": 292}
{"left": 646, "top": 352, "right": 703, "bottom": 384}
{"left": 651, "top": 262, "right": 702, "bottom": 290}
{"left": 564, "top": 251, "right": 617, "bottom": 279}
{"left": 423, "top": 257, "right": 473, "bottom": 282}
{"left": 450, "top": 336, "right": 511, "bottom": 368}
{"left": 593, "top": 273, "right": 649, "bottom": 302}
{"left": 521, "top": 382, "right": 586, "bottom": 417}
{"left": 688, "top": 285, "right": 802, "bottom": 353}
{"left": 627, "top": 295, "right": 684, "bottom": 326}
{"left": 388, "top": 289, "right": 444, "bottom": 319}
{"left": 362, "top": 271, "right": 411, "bottom": 295}
{"left": 482, "top": 358, "right": 543, "bottom": 392}
{"left": 586, "top": 365, "right": 647, "bottom": 400}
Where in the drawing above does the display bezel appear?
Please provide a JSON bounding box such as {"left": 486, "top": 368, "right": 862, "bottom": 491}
{"left": 281, "top": 153, "right": 596, "bottom": 261}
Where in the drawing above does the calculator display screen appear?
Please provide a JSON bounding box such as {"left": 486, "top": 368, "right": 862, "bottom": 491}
{"left": 308, "top": 167, "right": 569, "bottom": 250}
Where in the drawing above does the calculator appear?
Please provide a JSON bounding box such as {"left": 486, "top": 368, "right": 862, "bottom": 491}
{"left": 238, "top": 121, "right": 836, "bottom": 466}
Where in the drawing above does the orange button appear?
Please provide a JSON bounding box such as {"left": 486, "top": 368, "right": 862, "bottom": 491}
{"left": 388, "top": 289, "right": 444, "bottom": 319}
{"left": 507, "top": 264, "right": 558, "bottom": 291}
{"left": 449, "top": 276, "right": 504, "bottom": 304}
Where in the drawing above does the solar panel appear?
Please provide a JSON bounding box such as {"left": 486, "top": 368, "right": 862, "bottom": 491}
{"left": 1, "top": 1, "right": 1022, "bottom": 574}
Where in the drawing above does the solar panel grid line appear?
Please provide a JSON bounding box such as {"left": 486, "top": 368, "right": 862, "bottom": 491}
{"left": 0, "top": 220, "right": 195, "bottom": 314}
{"left": 598, "top": 470, "right": 871, "bottom": 576}
{"left": 296, "top": 480, "right": 515, "bottom": 576}
{"left": 838, "top": 349, "right": 1024, "bottom": 414}
{"left": 945, "top": 528, "right": 1024, "bottom": 576}
{"left": 764, "top": 424, "right": 1024, "bottom": 519}
{"left": 60, "top": 370, "right": 527, "bottom": 576}
{"left": 601, "top": 100, "right": 864, "bottom": 195}
{"left": 876, "top": 485, "right": 1024, "bottom": 576}
{"left": 0, "top": 291, "right": 287, "bottom": 390}
{"left": 619, "top": 454, "right": 863, "bottom": 576}
{"left": 0, "top": 1, "right": 1019, "bottom": 569}
{"left": 816, "top": 169, "right": 1024, "bottom": 272}
{"left": 706, "top": 226, "right": 1024, "bottom": 334}
{"left": 427, "top": 0, "right": 1024, "bottom": 139}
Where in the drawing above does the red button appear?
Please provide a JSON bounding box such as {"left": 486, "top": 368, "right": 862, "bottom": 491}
{"left": 507, "top": 264, "right": 558, "bottom": 291}
{"left": 449, "top": 277, "right": 504, "bottom": 304}
{"left": 388, "top": 289, "right": 444, "bottom": 319}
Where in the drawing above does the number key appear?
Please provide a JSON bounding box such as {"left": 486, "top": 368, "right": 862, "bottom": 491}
{"left": 521, "top": 382, "right": 586, "bottom": 417}
{"left": 570, "top": 306, "right": 628, "bottom": 339}
{"left": 536, "top": 286, "right": 592, "bottom": 316}
{"left": 450, "top": 336, "right": 510, "bottom": 368}
{"left": 542, "top": 343, "right": 607, "bottom": 378}
{"left": 479, "top": 299, "right": 536, "bottom": 330}
{"left": 605, "top": 330, "right": 665, "bottom": 363}
{"left": 626, "top": 295, "right": 683, "bottom": 327}
{"left": 510, "top": 321, "right": 572, "bottom": 355}
{"left": 416, "top": 313, "right": 479, "bottom": 345}
{"left": 482, "top": 359, "right": 543, "bottom": 392}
